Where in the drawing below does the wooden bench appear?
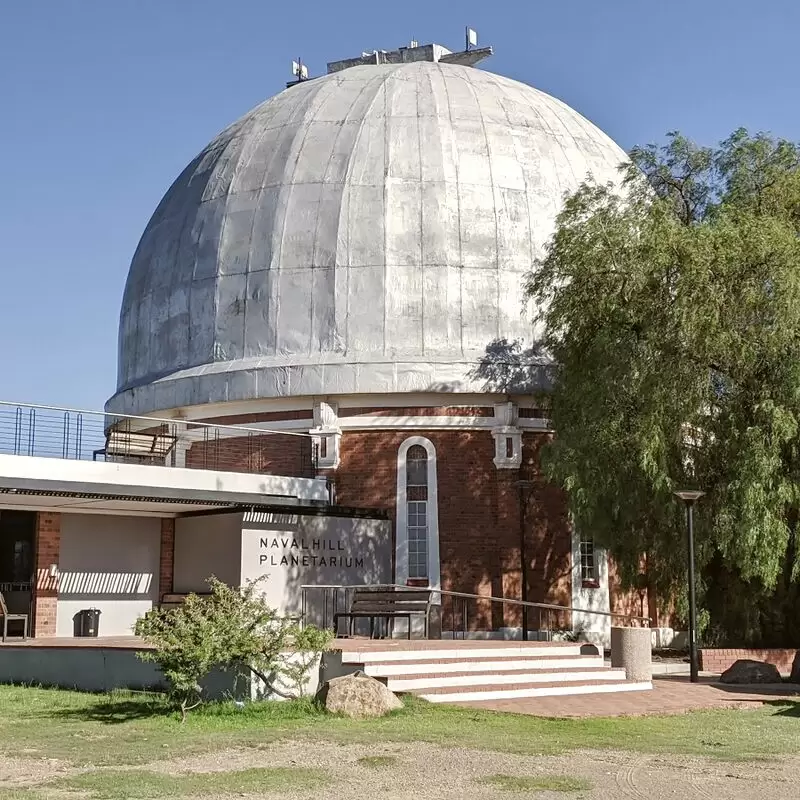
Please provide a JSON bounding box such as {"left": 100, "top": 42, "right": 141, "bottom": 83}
{"left": 159, "top": 592, "right": 211, "bottom": 610}
{"left": 333, "top": 587, "right": 432, "bottom": 640}
{"left": 93, "top": 429, "right": 177, "bottom": 463}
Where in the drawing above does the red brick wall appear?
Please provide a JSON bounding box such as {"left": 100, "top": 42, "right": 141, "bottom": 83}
{"left": 33, "top": 512, "right": 61, "bottom": 637}
{"left": 159, "top": 519, "right": 175, "bottom": 598}
{"left": 608, "top": 558, "right": 648, "bottom": 624}
{"left": 186, "top": 433, "right": 313, "bottom": 476}
{"left": 699, "top": 648, "right": 798, "bottom": 675}
{"left": 607, "top": 555, "right": 678, "bottom": 630}
{"left": 339, "top": 406, "right": 495, "bottom": 417}
{"left": 334, "top": 429, "right": 571, "bottom": 632}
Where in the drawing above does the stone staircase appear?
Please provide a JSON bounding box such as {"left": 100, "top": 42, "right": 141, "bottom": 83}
{"left": 335, "top": 640, "right": 652, "bottom": 704}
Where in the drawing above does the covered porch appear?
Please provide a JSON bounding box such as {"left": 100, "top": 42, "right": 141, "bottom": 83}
{"left": 0, "top": 447, "right": 347, "bottom": 641}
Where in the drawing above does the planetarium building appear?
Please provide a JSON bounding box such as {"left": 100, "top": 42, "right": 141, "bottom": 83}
{"left": 1, "top": 40, "right": 668, "bottom": 659}
{"left": 106, "top": 39, "right": 635, "bottom": 633}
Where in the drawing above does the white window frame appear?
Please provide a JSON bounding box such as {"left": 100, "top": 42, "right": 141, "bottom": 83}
{"left": 579, "top": 534, "right": 598, "bottom": 586}
{"left": 395, "top": 436, "right": 440, "bottom": 594}
{"left": 570, "top": 526, "right": 611, "bottom": 641}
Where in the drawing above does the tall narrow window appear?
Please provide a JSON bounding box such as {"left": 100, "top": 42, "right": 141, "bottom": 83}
{"left": 406, "top": 445, "right": 429, "bottom": 579}
{"left": 396, "top": 437, "right": 440, "bottom": 590}
{"left": 580, "top": 534, "right": 597, "bottom": 586}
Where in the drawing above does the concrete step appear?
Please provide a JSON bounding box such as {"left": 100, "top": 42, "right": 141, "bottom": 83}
{"left": 416, "top": 680, "right": 653, "bottom": 704}
{"left": 364, "top": 655, "right": 604, "bottom": 677}
{"left": 387, "top": 668, "right": 627, "bottom": 692}
{"left": 340, "top": 643, "right": 584, "bottom": 664}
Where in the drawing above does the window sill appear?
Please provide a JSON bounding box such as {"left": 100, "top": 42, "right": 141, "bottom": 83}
{"left": 581, "top": 580, "right": 600, "bottom": 590}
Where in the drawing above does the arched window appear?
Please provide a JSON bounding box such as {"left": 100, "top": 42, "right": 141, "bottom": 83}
{"left": 405, "top": 445, "right": 429, "bottom": 579}
{"left": 396, "top": 437, "right": 440, "bottom": 590}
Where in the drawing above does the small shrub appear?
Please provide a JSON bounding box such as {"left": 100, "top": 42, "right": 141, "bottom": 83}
{"left": 135, "top": 576, "right": 332, "bottom": 720}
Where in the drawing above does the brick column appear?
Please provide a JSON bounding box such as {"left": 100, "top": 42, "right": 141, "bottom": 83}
{"left": 33, "top": 512, "right": 61, "bottom": 637}
{"left": 497, "top": 469, "right": 522, "bottom": 630}
{"left": 159, "top": 519, "right": 175, "bottom": 598}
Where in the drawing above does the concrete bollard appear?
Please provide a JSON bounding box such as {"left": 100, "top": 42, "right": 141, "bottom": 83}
{"left": 610, "top": 627, "right": 652, "bottom": 682}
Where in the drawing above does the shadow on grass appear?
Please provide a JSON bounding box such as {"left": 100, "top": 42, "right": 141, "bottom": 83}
{"left": 49, "top": 695, "right": 173, "bottom": 724}
{"left": 765, "top": 700, "right": 800, "bottom": 718}
{"left": 47, "top": 693, "right": 331, "bottom": 727}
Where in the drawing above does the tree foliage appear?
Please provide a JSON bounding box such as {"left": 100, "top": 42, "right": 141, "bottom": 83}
{"left": 527, "top": 129, "right": 800, "bottom": 645}
{"left": 135, "top": 577, "right": 332, "bottom": 719}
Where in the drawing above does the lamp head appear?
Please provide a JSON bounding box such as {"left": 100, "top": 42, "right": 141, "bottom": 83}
{"left": 673, "top": 489, "right": 705, "bottom": 503}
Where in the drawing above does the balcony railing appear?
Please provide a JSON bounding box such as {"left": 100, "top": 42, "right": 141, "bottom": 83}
{"left": 0, "top": 400, "right": 319, "bottom": 479}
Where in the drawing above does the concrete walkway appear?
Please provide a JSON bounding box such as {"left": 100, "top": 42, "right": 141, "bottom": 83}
{"left": 459, "top": 675, "right": 800, "bottom": 717}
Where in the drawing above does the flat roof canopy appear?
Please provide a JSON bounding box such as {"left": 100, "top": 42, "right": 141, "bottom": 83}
{"left": 0, "top": 485, "right": 313, "bottom": 517}
{"left": 0, "top": 453, "right": 329, "bottom": 517}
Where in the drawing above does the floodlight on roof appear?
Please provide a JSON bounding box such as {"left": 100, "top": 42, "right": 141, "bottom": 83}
{"left": 466, "top": 27, "right": 478, "bottom": 50}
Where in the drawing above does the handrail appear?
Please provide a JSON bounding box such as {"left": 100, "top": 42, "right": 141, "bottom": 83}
{"left": 300, "top": 582, "right": 650, "bottom": 626}
{"left": 0, "top": 399, "right": 313, "bottom": 440}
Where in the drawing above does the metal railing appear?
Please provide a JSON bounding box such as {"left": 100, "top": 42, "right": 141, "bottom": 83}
{"left": 300, "top": 583, "right": 650, "bottom": 640}
{"left": 0, "top": 400, "right": 319, "bottom": 479}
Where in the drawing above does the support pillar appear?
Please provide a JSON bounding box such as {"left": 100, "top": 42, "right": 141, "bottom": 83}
{"left": 159, "top": 519, "right": 175, "bottom": 599}
{"left": 33, "top": 512, "right": 61, "bottom": 637}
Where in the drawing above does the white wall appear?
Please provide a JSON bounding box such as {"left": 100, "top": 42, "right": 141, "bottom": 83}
{"left": 174, "top": 513, "right": 243, "bottom": 592}
{"left": 570, "top": 530, "right": 612, "bottom": 647}
{"left": 57, "top": 514, "right": 160, "bottom": 637}
{"left": 0, "top": 454, "right": 328, "bottom": 503}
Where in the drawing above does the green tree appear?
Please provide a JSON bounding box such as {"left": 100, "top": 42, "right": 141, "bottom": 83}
{"left": 135, "top": 577, "right": 332, "bottom": 719}
{"left": 527, "top": 129, "right": 800, "bottom": 645}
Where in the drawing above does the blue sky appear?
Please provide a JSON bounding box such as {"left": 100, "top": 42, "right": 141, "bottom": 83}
{"left": 1, "top": 0, "right": 797, "bottom": 410}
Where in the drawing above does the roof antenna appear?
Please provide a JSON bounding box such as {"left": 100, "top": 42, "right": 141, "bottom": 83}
{"left": 465, "top": 26, "right": 478, "bottom": 51}
{"left": 292, "top": 58, "right": 309, "bottom": 81}
{"left": 287, "top": 57, "right": 310, "bottom": 89}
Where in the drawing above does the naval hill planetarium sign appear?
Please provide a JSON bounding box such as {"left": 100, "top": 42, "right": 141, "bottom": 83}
{"left": 257, "top": 535, "right": 366, "bottom": 569}
{"left": 240, "top": 510, "right": 391, "bottom": 618}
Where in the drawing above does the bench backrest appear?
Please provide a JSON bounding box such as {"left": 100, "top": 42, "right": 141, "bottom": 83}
{"left": 160, "top": 592, "right": 212, "bottom": 607}
{"left": 106, "top": 429, "right": 176, "bottom": 459}
{"left": 349, "top": 587, "right": 432, "bottom": 615}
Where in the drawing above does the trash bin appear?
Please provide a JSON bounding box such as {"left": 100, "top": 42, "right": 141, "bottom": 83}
{"left": 75, "top": 608, "right": 101, "bottom": 638}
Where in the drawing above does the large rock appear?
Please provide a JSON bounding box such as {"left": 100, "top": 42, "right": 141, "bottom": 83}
{"left": 316, "top": 671, "right": 403, "bottom": 719}
{"left": 720, "top": 659, "right": 782, "bottom": 684}
{"left": 790, "top": 652, "right": 800, "bottom": 685}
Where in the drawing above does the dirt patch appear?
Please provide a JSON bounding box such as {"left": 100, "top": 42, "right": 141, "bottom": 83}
{"left": 149, "top": 742, "right": 800, "bottom": 799}
{"left": 0, "top": 755, "right": 72, "bottom": 786}
{"left": 2, "top": 742, "right": 799, "bottom": 799}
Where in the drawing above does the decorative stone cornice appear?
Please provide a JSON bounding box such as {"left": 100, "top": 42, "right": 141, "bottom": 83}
{"left": 492, "top": 402, "right": 522, "bottom": 469}
{"left": 310, "top": 401, "right": 341, "bottom": 469}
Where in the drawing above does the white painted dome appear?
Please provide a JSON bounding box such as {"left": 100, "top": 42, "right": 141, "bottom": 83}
{"left": 108, "top": 58, "right": 627, "bottom": 416}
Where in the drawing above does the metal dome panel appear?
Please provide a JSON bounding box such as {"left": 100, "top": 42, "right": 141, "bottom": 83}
{"left": 108, "top": 61, "right": 627, "bottom": 415}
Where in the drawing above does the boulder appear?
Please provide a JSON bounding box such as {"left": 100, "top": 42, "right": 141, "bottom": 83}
{"left": 316, "top": 671, "right": 403, "bottom": 719}
{"left": 790, "top": 651, "right": 800, "bottom": 685}
{"left": 720, "top": 659, "right": 782, "bottom": 684}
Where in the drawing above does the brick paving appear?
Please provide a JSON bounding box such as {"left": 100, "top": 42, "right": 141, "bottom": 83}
{"left": 0, "top": 635, "right": 145, "bottom": 649}
{"left": 458, "top": 675, "right": 800, "bottom": 717}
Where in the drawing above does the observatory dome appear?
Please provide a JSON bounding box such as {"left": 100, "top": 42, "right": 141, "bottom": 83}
{"left": 108, "top": 54, "right": 627, "bottom": 416}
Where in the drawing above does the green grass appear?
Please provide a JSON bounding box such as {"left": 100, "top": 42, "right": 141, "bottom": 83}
{"left": 357, "top": 755, "right": 398, "bottom": 768}
{"left": 0, "top": 685, "right": 797, "bottom": 769}
{"left": 50, "top": 767, "right": 330, "bottom": 799}
{"left": 480, "top": 774, "right": 591, "bottom": 793}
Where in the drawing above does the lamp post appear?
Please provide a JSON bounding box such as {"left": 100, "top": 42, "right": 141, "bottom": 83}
{"left": 673, "top": 489, "right": 704, "bottom": 683}
{"left": 514, "top": 480, "right": 535, "bottom": 641}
